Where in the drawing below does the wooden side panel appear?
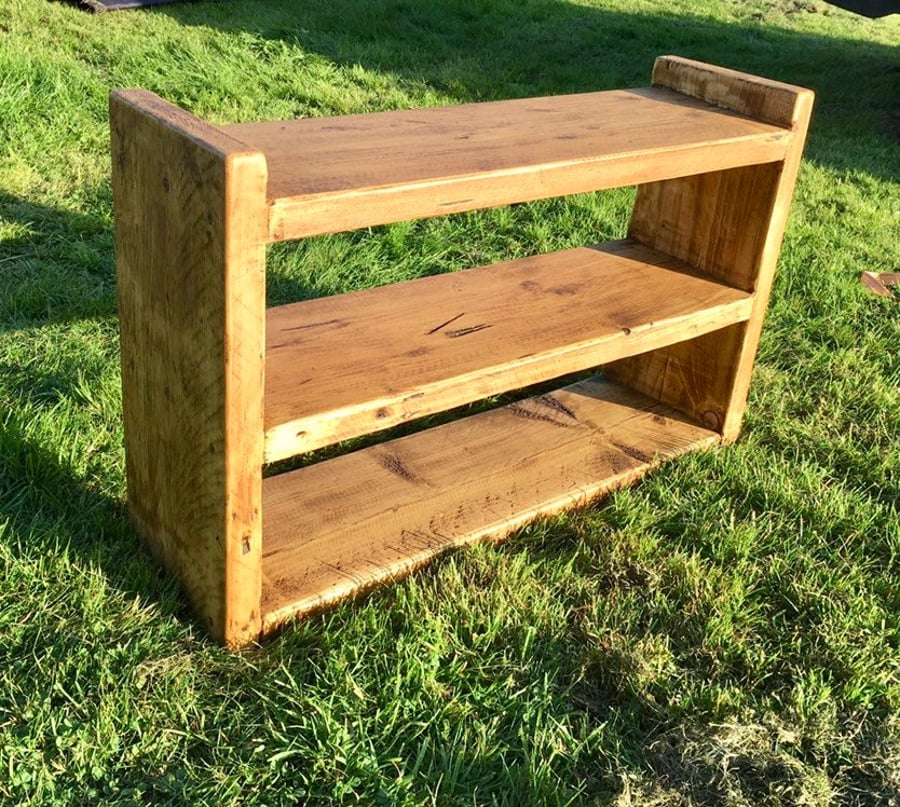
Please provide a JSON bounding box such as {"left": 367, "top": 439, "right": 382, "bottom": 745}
{"left": 627, "top": 163, "right": 782, "bottom": 293}
{"left": 604, "top": 323, "right": 747, "bottom": 434}
{"left": 111, "top": 90, "right": 267, "bottom": 648}
{"left": 261, "top": 377, "right": 720, "bottom": 630}
{"left": 608, "top": 57, "right": 814, "bottom": 441}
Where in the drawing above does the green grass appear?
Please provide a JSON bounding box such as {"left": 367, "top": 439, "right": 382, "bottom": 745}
{"left": 1, "top": 0, "right": 899, "bottom": 803}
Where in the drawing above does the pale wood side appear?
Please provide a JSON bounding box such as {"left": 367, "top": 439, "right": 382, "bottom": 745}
{"left": 264, "top": 240, "right": 753, "bottom": 462}
{"left": 261, "top": 378, "right": 720, "bottom": 629}
{"left": 608, "top": 57, "right": 814, "bottom": 441}
{"left": 220, "top": 88, "right": 791, "bottom": 240}
{"left": 111, "top": 90, "right": 267, "bottom": 648}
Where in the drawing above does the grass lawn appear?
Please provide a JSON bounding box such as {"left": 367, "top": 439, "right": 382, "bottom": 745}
{"left": 1, "top": 0, "right": 899, "bottom": 803}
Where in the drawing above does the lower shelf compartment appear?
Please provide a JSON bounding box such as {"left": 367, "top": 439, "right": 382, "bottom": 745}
{"left": 261, "top": 376, "right": 720, "bottom": 630}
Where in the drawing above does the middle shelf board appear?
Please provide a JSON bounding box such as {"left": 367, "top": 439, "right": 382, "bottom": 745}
{"left": 264, "top": 239, "right": 754, "bottom": 462}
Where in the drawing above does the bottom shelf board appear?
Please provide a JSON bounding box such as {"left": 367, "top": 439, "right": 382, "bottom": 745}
{"left": 261, "top": 377, "right": 720, "bottom": 630}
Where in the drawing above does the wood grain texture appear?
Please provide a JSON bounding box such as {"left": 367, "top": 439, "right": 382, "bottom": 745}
{"left": 263, "top": 239, "right": 754, "bottom": 462}
{"left": 604, "top": 323, "right": 748, "bottom": 434}
{"left": 221, "top": 87, "right": 791, "bottom": 240}
{"left": 111, "top": 90, "right": 267, "bottom": 648}
{"left": 261, "top": 377, "right": 720, "bottom": 630}
{"left": 608, "top": 57, "right": 814, "bottom": 441}
{"left": 628, "top": 163, "right": 782, "bottom": 293}
{"left": 650, "top": 54, "right": 813, "bottom": 128}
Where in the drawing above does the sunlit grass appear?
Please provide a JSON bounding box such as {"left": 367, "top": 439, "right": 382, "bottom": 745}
{"left": 1, "top": 0, "right": 898, "bottom": 803}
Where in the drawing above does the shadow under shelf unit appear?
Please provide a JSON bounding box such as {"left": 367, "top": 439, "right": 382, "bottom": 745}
{"left": 111, "top": 55, "right": 813, "bottom": 648}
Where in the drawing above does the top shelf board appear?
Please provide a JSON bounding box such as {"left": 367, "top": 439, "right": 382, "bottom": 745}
{"left": 222, "top": 87, "right": 793, "bottom": 241}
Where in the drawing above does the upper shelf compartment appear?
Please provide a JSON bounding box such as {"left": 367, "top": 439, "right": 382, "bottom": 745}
{"left": 222, "top": 87, "right": 793, "bottom": 241}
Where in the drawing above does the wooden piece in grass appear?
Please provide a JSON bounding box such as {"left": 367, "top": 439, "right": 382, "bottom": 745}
{"left": 111, "top": 56, "right": 813, "bottom": 648}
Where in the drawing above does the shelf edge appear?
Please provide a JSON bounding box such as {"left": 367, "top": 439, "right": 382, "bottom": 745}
{"left": 265, "top": 135, "right": 789, "bottom": 241}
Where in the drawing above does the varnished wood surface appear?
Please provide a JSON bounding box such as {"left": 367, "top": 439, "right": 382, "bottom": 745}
{"left": 628, "top": 163, "right": 783, "bottom": 293}
{"left": 222, "top": 87, "right": 792, "bottom": 240}
{"left": 111, "top": 90, "right": 267, "bottom": 647}
{"left": 264, "top": 239, "right": 754, "bottom": 462}
{"left": 261, "top": 377, "right": 720, "bottom": 630}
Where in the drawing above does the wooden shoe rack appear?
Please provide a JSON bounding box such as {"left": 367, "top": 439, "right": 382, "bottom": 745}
{"left": 110, "top": 56, "right": 813, "bottom": 648}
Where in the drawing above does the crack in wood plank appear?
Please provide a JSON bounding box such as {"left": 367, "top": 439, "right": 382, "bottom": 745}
{"left": 445, "top": 323, "right": 492, "bottom": 338}
{"left": 535, "top": 394, "right": 578, "bottom": 421}
{"left": 508, "top": 401, "right": 577, "bottom": 426}
{"left": 283, "top": 318, "right": 347, "bottom": 332}
{"left": 427, "top": 312, "right": 465, "bottom": 335}
{"left": 610, "top": 440, "right": 653, "bottom": 463}
{"left": 378, "top": 452, "right": 422, "bottom": 483}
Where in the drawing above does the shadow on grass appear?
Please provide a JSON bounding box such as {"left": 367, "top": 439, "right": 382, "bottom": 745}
{"left": 0, "top": 414, "right": 189, "bottom": 622}
{"left": 0, "top": 187, "right": 165, "bottom": 617}
{"left": 157, "top": 0, "right": 899, "bottom": 179}
{"left": 0, "top": 190, "right": 117, "bottom": 333}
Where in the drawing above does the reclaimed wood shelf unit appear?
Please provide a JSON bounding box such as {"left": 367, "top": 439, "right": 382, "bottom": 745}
{"left": 111, "top": 56, "right": 813, "bottom": 648}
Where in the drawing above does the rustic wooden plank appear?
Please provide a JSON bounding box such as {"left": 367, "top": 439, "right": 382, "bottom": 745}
{"left": 604, "top": 323, "right": 748, "bottom": 435}
{"left": 221, "top": 87, "right": 792, "bottom": 240}
{"left": 111, "top": 90, "right": 267, "bottom": 648}
{"left": 263, "top": 239, "right": 754, "bottom": 462}
{"left": 649, "top": 54, "right": 815, "bottom": 128}
{"left": 608, "top": 57, "right": 814, "bottom": 442}
{"left": 261, "top": 377, "right": 720, "bottom": 629}
{"left": 628, "top": 163, "right": 784, "bottom": 293}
